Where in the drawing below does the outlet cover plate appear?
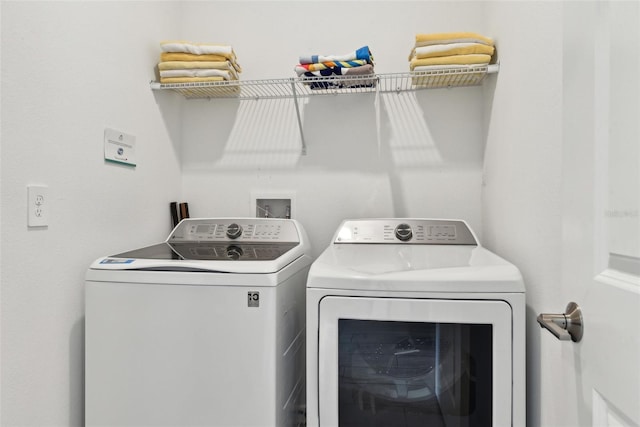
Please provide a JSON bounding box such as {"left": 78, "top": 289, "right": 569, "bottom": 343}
{"left": 27, "top": 185, "right": 49, "bottom": 227}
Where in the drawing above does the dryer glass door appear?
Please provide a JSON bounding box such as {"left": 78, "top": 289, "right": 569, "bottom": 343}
{"left": 318, "top": 297, "right": 512, "bottom": 427}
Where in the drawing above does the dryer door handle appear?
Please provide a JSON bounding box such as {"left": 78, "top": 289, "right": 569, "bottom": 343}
{"left": 537, "top": 302, "right": 583, "bottom": 342}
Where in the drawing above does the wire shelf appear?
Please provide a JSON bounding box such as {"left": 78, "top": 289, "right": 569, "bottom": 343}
{"left": 150, "top": 64, "right": 499, "bottom": 100}
{"left": 150, "top": 64, "right": 499, "bottom": 155}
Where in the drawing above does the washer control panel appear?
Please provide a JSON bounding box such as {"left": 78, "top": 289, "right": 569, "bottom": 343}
{"left": 335, "top": 219, "right": 477, "bottom": 245}
{"left": 168, "top": 218, "right": 301, "bottom": 243}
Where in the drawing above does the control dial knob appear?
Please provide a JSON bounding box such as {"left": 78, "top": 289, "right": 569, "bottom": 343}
{"left": 395, "top": 223, "right": 413, "bottom": 241}
{"left": 226, "top": 223, "right": 243, "bottom": 239}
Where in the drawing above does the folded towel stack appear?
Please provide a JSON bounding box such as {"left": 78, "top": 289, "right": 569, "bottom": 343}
{"left": 294, "top": 46, "right": 375, "bottom": 89}
{"left": 408, "top": 32, "right": 495, "bottom": 72}
{"left": 158, "top": 40, "right": 242, "bottom": 84}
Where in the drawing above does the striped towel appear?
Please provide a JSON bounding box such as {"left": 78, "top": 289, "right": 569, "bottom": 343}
{"left": 297, "top": 63, "right": 375, "bottom": 77}
{"left": 299, "top": 46, "right": 373, "bottom": 65}
{"left": 297, "top": 59, "right": 369, "bottom": 72}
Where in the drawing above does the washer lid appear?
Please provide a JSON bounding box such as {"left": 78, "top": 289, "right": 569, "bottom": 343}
{"left": 307, "top": 219, "right": 524, "bottom": 293}
{"left": 89, "top": 218, "right": 311, "bottom": 274}
{"left": 110, "top": 241, "right": 299, "bottom": 262}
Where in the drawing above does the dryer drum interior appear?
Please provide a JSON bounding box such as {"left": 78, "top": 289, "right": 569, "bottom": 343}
{"left": 337, "top": 319, "right": 493, "bottom": 426}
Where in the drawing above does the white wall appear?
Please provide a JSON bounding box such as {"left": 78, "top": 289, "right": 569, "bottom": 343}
{"left": 176, "top": 1, "right": 491, "bottom": 257}
{"left": 483, "top": 2, "right": 564, "bottom": 426}
{"left": 1, "top": 1, "right": 612, "bottom": 427}
{"left": 0, "top": 2, "right": 182, "bottom": 425}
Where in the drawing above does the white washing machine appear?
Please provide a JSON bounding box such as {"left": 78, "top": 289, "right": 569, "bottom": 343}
{"left": 85, "top": 218, "right": 311, "bottom": 427}
{"left": 306, "top": 219, "right": 525, "bottom": 427}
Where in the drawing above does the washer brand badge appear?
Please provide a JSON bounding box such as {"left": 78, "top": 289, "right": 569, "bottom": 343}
{"left": 100, "top": 258, "right": 135, "bottom": 264}
{"left": 247, "top": 291, "right": 260, "bottom": 307}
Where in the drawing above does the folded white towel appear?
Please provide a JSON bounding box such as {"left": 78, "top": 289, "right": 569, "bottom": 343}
{"left": 161, "top": 41, "right": 234, "bottom": 57}
{"left": 411, "top": 42, "right": 495, "bottom": 59}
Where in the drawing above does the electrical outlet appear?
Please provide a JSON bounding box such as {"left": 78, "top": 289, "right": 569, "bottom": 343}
{"left": 27, "top": 185, "right": 49, "bottom": 227}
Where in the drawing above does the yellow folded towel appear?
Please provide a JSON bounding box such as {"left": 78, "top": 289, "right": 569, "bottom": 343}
{"left": 410, "top": 54, "right": 492, "bottom": 70}
{"left": 159, "top": 76, "right": 227, "bottom": 84}
{"left": 409, "top": 42, "right": 494, "bottom": 61}
{"left": 159, "top": 53, "right": 242, "bottom": 74}
{"left": 161, "top": 52, "right": 228, "bottom": 62}
{"left": 159, "top": 69, "right": 238, "bottom": 80}
{"left": 415, "top": 32, "right": 494, "bottom": 47}
{"left": 158, "top": 61, "right": 235, "bottom": 71}
{"left": 413, "top": 64, "right": 488, "bottom": 72}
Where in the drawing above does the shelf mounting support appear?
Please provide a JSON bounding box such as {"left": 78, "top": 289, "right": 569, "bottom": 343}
{"left": 290, "top": 78, "right": 307, "bottom": 155}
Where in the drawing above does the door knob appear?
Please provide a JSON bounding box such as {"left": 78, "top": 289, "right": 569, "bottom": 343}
{"left": 537, "top": 302, "right": 583, "bottom": 342}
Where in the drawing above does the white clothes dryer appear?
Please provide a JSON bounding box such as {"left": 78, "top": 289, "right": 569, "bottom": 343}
{"left": 85, "top": 218, "right": 311, "bottom": 427}
{"left": 306, "top": 219, "right": 525, "bottom": 427}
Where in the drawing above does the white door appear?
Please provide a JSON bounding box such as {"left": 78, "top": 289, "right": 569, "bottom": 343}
{"left": 557, "top": 1, "right": 640, "bottom": 425}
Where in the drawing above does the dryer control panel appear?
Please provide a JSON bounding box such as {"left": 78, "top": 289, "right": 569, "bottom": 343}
{"left": 334, "top": 219, "right": 477, "bottom": 245}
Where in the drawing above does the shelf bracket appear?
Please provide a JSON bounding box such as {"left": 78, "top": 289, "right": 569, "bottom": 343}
{"left": 290, "top": 79, "right": 307, "bottom": 156}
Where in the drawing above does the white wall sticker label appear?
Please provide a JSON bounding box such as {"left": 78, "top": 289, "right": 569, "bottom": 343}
{"left": 104, "top": 128, "right": 136, "bottom": 167}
